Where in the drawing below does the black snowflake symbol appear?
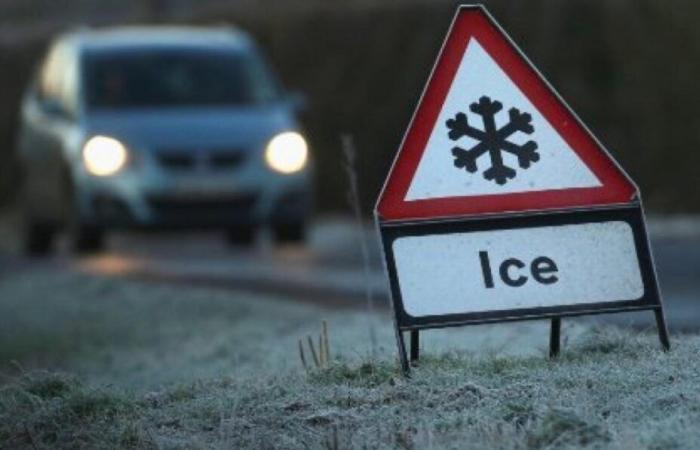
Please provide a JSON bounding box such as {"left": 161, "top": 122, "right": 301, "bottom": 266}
{"left": 446, "top": 95, "right": 539, "bottom": 185}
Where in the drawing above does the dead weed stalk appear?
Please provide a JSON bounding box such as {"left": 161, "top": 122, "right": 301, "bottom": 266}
{"left": 299, "top": 321, "right": 331, "bottom": 371}
{"left": 341, "top": 134, "right": 378, "bottom": 357}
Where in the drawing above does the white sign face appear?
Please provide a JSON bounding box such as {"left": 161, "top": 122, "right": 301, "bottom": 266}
{"left": 405, "top": 38, "right": 601, "bottom": 201}
{"left": 392, "top": 221, "right": 643, "bottom": 317}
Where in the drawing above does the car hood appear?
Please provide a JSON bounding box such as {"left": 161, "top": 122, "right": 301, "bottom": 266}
{"left": 83, "top": 106, "right": 297, "bottom": 152}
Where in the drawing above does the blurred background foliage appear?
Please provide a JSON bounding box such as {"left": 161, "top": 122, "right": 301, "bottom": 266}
{"left": 0, "top": 0, "right": 698, "bottom": 213}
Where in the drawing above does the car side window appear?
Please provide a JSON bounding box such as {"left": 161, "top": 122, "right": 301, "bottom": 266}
{"left": 37, "top": 43, "right": 78, "bottom": 118}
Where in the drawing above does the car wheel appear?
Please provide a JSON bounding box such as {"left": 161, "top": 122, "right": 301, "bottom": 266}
{"left": 23, "top": 220, "right": 56, "bottom": 257}
{"left": 225, "top": 226, "right": 255, "bottom": 246}
{"left": 20, "top": 170, "right": 56, "bottom": 256}
{"left": 72, "top": 225, "right": 105, "bottom": 254}
{"left": 273, "top": 222, "right": 306, "bottom": 244}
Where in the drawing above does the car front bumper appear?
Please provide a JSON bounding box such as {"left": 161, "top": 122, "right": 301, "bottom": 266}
{"left": 74, "top": 168, "right": 313, "bottom": 229}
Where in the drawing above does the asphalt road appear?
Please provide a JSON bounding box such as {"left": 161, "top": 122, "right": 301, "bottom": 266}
{"left": 2, "top": 216, "right": 699, "bottom": 331}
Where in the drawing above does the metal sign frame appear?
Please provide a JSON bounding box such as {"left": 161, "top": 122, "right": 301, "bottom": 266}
{"left": 373, "top": 5, "right": 670, "bottom": 375}
{"left": 378, "top": 204, "right": 669, "bottom": 375}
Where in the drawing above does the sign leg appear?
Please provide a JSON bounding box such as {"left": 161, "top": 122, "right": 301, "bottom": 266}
{"left": 395, "top": 329, "right": 410, "bottom": 376}
{"left": 654, "top": 307, "right": 671, "bottom": 351}
{"left": 410, "top": 330, "right": 420, "bottom": 363}
{"left": 549, "top": 317, "right": 561, "bottom": 358}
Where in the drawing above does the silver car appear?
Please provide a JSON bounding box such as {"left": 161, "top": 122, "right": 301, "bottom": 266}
{"left": 17, "top": 26, "right": 313, "bottom": 255}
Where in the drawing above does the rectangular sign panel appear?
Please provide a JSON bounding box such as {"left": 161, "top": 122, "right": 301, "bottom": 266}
{"left": 393, "top": 221, "right": 643, "bottom": 317}
{"left": 380, "top": 206, "right": 661, "bottom": 329}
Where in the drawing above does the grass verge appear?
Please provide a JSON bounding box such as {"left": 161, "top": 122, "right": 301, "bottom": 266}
{"left": 0, "top": 268, "right": 695, "bottom": 449}
{"left": 2, "top": 329, "right": 698, "bottom": 449}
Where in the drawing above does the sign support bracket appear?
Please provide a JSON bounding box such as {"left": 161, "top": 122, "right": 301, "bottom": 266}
{"left": 549, "top": 317, "right": 561, "bottom": 358}
{"left": 410, "top": 330, "right": 420, "bottom": 362}
{"left": 654, "top": 307, "right": 671, "bottom": 351}
{"left": 395, "top": 328, "right": 410, "bottom": 376}
{"left": 395, "top": 306, "right": 670, "bottom": 377}
{"left": 394, "top": 330, "right": 421, "bottom": 376}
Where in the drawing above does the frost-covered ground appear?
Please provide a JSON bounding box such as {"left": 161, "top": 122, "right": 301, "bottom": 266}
{"left": 0, "top": 268, "right": 585, "bottom": 389}
{"left": 1, "top": 268, "right": 697, "bottom": 449}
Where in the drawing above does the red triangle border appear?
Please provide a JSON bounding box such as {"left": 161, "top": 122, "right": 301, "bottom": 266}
{"left": 376, "top": 6, "right": 637, "bottom": 222}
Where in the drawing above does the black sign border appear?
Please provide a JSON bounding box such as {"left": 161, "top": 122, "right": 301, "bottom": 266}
{"left": 379, "top": 204, "right": 663, "bottom": 331}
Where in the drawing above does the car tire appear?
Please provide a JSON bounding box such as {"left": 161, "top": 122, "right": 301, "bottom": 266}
{"left": 273, "top": 222, "right": 306, "bottom": 244}
{"left": 23, "top": 220, "right": 56, "bottom": 257}
{"left": 20, "top": 170, "right": 55, "bottom": 257}
{"left": 225, "top": 226, "right": 255, "bottom": 246}
{"left": 72, "top": 225, "right": 105, "bottom": 254}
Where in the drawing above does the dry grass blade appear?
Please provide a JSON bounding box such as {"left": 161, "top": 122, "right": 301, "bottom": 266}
{"left": 298, "top": 321, "right": 332, "bottom": 371}
{"left": 341, "top": 134, "right": 378, "bottom": 356}
{"left": 324, "top": 426, "right": 340, "bottom": 450}
{"left": 298, "top": 339, "right": 307, "bottom": 370}
{"left": 307, "top": 335, "right": 320, "bottom": 368}
{"left": 323, "top": 320, "right": 330, "bottom": 363}
{"left": 319, "top": 333, "right": 325, "bottom": 366}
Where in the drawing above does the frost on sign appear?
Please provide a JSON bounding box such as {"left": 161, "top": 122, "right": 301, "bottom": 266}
{"left": 447, "top": 95, "right": 539, "bottom": 185}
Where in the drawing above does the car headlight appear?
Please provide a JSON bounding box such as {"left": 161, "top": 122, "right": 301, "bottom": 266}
{"left": 82, "top": 135, "right": 128, "bottom": 176}
{"left": 264, "top": 131, "right": 308, "bottom": 174}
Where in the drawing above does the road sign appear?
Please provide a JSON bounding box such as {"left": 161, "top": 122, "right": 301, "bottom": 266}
{"left": 375, "top": 5, "right": 669, "bottom": 375}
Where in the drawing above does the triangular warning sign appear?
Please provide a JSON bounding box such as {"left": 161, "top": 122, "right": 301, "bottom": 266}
{"left": 406, "top": 39, "right": 602, "bottom": 200}
{"left": 376, "top": 6, "right": 637, "bottom": 222}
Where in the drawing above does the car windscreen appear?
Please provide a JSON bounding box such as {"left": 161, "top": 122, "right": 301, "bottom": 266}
{"left": 83, "top": 47, "right": 282, "bottom": 109}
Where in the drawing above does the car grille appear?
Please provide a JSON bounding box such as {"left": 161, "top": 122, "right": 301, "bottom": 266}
{"left": 146, "top": 194, "right": 258, "bottom": 225}
{"left": 156, "top": 149, "right": 246, "bottom": 171}
{"left": 158, "top": 153, "right": 194, "bottom": 169}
